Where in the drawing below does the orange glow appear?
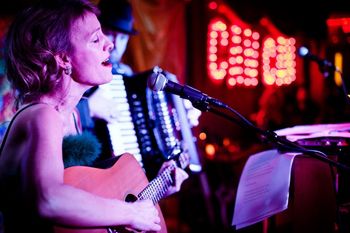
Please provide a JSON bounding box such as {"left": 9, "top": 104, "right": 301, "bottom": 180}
{"left": 334, "top": 52, "right": 343, "bottom": 86}
{"left": 223, "top": 138, "right": 230, "bottom": 146}
{"left": 199, "top": 132, "right": 207, "bottom": 140}
{"left": 205, "top": 144, "right": 216, "bottom": 158}
{"left": 262, "top": 36, "right": 296, "bottom": 86}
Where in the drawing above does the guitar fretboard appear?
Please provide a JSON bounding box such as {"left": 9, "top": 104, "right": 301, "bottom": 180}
{"left": 138, "top": 164, "right": 176, "bottom": 204}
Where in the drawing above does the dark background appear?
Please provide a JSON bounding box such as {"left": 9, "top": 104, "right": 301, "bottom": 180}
{"left": 227, "top": 0, "right": 350, "bottom": 39}
{"left": 2, "top": 0, "right": 350, "bottom": 40}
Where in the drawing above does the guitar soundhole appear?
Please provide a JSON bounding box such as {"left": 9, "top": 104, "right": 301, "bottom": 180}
{"left": 125, "top": 193, "right": 138, "bottom": 203}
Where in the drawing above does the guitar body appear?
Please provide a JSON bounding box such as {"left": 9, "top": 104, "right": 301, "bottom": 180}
{"left": 54, "top": 153, "right": 167, "bottom": 233}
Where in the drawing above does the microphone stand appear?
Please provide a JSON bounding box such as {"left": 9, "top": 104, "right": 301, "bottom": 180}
{"left": 330, "top": 69, "right": 350, "bottom": 105}
{"left": 302, "top": 51, "right": 350, "bottom": 105}
{"left": 191, "top": 97, "right": 350, "bottom": 173}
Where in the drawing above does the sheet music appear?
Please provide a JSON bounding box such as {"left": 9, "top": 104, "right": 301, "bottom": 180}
{"left": 232, "top": 149, "right": 300, "bottom": 229}
{"left": 274, "top": 122, "right": 350, "bottom": 141}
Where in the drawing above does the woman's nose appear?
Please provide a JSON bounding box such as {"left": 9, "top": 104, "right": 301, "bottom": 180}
{"left": 105, "top": 35, "right": 114, "bottom": 52}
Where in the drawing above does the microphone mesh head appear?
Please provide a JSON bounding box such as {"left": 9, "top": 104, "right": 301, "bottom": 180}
{"left": 298, "top": 46, "right": 309, "bottom": 57}
{"left": 147, "top": 72, "right": 167, "bottom": 91}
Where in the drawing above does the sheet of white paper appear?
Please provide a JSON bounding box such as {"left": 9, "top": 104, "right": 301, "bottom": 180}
{"left": 274, "top": 122, "right": 350, "bottom": 141}
{"left": 232, "top": 149, "right": 300, "bottom": 229}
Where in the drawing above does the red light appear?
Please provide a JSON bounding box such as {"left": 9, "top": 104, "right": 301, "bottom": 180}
{"left": 208, "top": 1, "right": 218, "bottom": 10}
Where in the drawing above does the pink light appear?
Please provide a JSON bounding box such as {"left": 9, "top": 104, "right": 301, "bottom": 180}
{"left": 210, "top": 31, "right": 218, "bottom": 38}
{"left": 206, "top": 2, "right": 261, "bottom": 86}
{"left": 227, "top": 77, "right": 237, "bottom": 86}
{"left": 208, "top": 1, "right": 218, "bottom": 10}
{"left": 243, "top": 39, "right": 252, "bottom": 47}
{"left": 243, "top": 28, "right": 252, "bottom": 37}
{"left": 211, "top": 69, "right": 226, "bottom": 80}
{"left": 231, "top": 25, "right": 242, "bottom": 34}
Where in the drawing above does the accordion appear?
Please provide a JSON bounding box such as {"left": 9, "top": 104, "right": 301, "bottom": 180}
{"left": 78, "top": 67, "right": 201, "bottom": 179}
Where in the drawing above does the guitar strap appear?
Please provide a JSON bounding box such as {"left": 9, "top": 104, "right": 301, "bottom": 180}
{"left": 0, "top": 103, "right": 39, "bottom": 155}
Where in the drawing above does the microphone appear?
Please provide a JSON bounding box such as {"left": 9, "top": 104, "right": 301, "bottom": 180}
{"left": 298, "top": 46, "right": 337, "bottom": 73}
{"left": 147, "top": 70, "right": 226, "bottom": 110}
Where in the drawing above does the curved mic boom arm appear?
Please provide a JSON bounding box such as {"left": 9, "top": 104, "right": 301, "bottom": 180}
{"left": 207, "top": 98, "right": 350, "bottom": 172}
{"left": 147, "top": 66, "right": 350, "bottom": 172}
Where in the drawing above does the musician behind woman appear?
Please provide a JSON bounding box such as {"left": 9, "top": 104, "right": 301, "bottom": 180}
{"left": 81, "top": 0, "right": 201, "bottom": 179}
{"left": 0, "top": 0, "right": 188, "bottom": 232}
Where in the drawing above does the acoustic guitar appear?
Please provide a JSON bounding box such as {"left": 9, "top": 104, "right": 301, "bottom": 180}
{"left": 54, "top": 152, "right": 188, "bottom": 233}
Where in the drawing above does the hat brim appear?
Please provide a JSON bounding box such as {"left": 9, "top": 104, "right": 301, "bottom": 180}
{"left": 103, "top": 23, "right": 138, "bottom": 35}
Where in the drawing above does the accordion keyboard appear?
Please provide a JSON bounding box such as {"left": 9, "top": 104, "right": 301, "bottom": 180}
{"left": 98, "top": 74, "right": 143, "bottom": 166}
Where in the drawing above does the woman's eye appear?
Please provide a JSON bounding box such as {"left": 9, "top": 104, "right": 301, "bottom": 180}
{"left": 92, "top": 36, "right": 100, "bottom": 43}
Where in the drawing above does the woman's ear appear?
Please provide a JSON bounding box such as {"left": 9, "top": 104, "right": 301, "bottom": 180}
{"left": 55, "top": 53, "right": 71, "bottom": 70}
{"left": 55, "top": 53, "right": 72, "bottom": 75}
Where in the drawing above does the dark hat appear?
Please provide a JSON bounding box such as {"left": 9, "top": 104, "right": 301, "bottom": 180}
{"left": 98, "top": 0, "right": 138, "bottom": 35}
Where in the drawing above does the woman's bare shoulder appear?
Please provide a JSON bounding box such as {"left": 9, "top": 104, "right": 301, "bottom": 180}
{"left": 15, "top": 103, "right": 63, "bottom": 133}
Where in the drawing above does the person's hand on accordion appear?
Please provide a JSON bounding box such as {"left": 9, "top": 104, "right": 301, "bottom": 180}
{"left": 87, "top": 85, "right": 126, "bottom": 123}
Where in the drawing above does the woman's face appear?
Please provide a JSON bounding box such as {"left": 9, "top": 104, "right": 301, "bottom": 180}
{"left": 68, "top": 12, "right": 114, "bottom": 86}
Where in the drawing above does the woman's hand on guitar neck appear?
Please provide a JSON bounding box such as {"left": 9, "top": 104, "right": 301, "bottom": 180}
{"left": 158, "top": 160, "right": 189, "bottom": 197}
{"left": 126, "top": 199, "right": 161, "bottom": 232}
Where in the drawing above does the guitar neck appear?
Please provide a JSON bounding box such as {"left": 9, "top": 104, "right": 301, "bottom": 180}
{"left": 138, "top": 151, "right": 189, "bottom": 204}
{"left": 138, "top": 164, "right": 176, "bottom": 204}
